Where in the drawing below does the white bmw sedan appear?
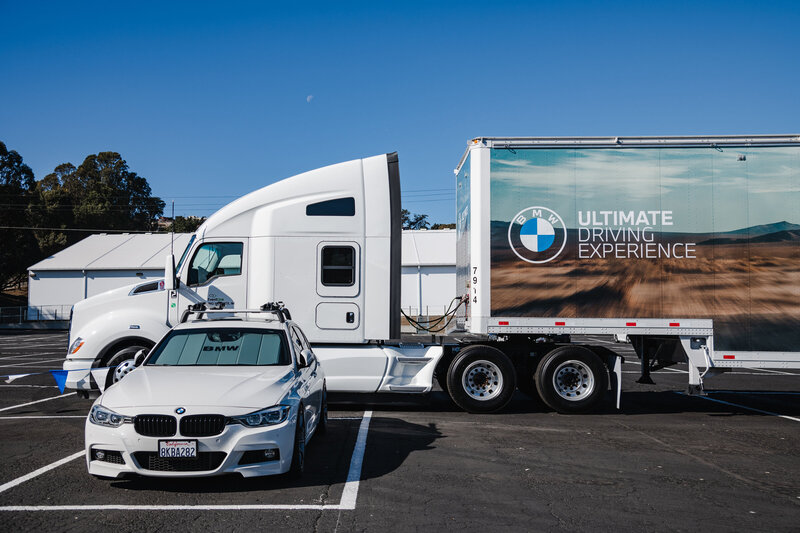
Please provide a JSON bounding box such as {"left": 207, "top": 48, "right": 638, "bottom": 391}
{"left": 85, "top": 315, "right": 327, "bottom": 479}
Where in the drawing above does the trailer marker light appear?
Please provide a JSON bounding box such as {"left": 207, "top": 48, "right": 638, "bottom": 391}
{"left": 498, "top": 321, "right": 509, "bottom": 326}
{"left": 723, "top": 355, "right": 735, "bottom": 360}
{"left": 626, "top": 322, "right": 636, "bottom": 326}
{"left": 555, "top": 321, "right": 565, "bottom": 326}
{"left": 669, "top": 322, "right": 680, "bottom": 327}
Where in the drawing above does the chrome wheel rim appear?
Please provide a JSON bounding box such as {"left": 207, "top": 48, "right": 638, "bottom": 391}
{"left": 462, "top": 359, "right": 503, "bottom": 401}
{"left": 113, "top": 359, "right": 136, "bottom": 383}
{"left": 552, "top": 360, "right": 595, "bottom": 401}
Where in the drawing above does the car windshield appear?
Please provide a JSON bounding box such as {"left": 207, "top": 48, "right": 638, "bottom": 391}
{"left": 146, "top": 328, "right": 291, "bottom": 366}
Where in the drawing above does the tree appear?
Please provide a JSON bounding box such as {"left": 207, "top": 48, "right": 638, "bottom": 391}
{"left": 0, "top": 141, "right": 38, "bottom": 290}
{"left": 33, "top": 152, "right": 165, "bottom": 254}
{"left": 172, "top": 216, "right": 206, "bottom": 233}
{"left": 401, "top": 208, "right": 430, "bottom": 230}
{"left": 431, "top": 223, "right": 456, "bottom": 230}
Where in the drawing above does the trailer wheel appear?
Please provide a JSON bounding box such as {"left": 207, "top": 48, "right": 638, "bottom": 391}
{"left": 446, "top": 345, "right": 516, "bottom": 413}
{"left": 535, "top": 346, "right": 608, "bottom": 414}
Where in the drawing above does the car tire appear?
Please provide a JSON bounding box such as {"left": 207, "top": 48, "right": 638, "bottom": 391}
{"left": 535, "top": 346, "right": 608, "bottom": 414}
{"left": 316, "top": 385, "right": 328, "bottom": 436}
{"left": 104, "top": 344, "right": 150, "bottom": 390}
{"left": 289, "top": 408, "right": 305, "bottom": 478}
{"left": 446, "top": 345, "right": 516, "bottom": 413}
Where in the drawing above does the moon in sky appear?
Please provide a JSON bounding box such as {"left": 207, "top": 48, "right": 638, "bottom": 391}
{"left": 306, "top": 94, "right": 314, "bottom": 103}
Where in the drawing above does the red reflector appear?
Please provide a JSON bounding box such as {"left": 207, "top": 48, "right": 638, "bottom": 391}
{"left": 555, "top": 321, "right": 565, "bottom": 326}
{"left": 723, "top": 355, "right": 735, "bottom": 360}
{"left": 498, "top": 321, "right": 509, "bottom": 326}
{"left": 669, "top": 322, "right": 680, "bottom": 327}
{"left": 626, "top": 322, "right": 636, "bottom": 326}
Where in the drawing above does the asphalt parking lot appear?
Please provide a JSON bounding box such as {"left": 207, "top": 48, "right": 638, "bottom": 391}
{"left": 1, "top": 331, "right": 798, "bottom": 532}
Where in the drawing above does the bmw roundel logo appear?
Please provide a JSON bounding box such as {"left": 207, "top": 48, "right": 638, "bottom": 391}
{"left": 175, "top": 407, "right": 186, "bottom": 415}
{"left": 507, "top": 206, "right": 567, "bottom": 264}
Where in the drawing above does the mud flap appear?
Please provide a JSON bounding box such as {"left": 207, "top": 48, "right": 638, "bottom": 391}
{"left": 607, "top": 353, "right": 623, "bottom": 409}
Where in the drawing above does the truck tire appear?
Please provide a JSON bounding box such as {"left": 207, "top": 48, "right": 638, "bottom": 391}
{"left": 104, "top": 344, "right": 150, "bottom": 390}
{"left": 446, "top": 345, "right": 516, "bottom": 413}
{"left": 535, "top": 346, "right": 608, "bottom": 414}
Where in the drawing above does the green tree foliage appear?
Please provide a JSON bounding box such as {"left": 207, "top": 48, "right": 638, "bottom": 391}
{"left": 33, "top": 152, "right": 165, "bottom": 255}
{"left": 172, "top": 216, "right": 206, "bottom": 233}
{"left": 401, "top": 208, "right": 430, "bottom": 230}
{"left": 431, "top": 223, "right": 456, "bottom": 230}
{"left": 0, "top": 142, "right": 165, "bottom": 290}
{"left": 0, "top": 141, "right": 39, "bottom": 290}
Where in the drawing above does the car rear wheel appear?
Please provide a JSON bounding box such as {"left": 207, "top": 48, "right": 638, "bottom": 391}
{"left": 289, "top": 408, "right": 305, "bottom": 477}
{"left": 316, "top": 385, "right": 328, "bottom": 436}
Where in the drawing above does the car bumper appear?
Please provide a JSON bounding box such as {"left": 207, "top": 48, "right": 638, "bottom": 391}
{"left": 64, "top": 359, "right": 96, "bottom": 391}
{"left": 85, "top": 417, "right": 296, "bottom": 478}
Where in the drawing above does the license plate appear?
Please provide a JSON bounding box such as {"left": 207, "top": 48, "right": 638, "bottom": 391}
{"left": 158, "top": 440, "right": 197, "bottom": 458}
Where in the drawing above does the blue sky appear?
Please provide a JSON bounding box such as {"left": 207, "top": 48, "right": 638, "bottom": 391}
{"left": 1, "top": 1, "right": 798, "bottom": 224}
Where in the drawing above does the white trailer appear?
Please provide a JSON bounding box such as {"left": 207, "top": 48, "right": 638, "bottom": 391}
{"left": 63, "top": 136, "right": 800, "bottom": 413}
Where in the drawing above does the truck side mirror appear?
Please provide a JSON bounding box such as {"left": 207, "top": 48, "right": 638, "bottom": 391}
{"left": 134, "top": 349, "right": 147, "bottom": 367}
{"left": 165, "top": 254, "right": 176, "bottom": 291}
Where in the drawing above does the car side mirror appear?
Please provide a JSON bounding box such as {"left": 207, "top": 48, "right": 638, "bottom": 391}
{"left": 298, "top": 349, "right": 314, "bottom": 369}
{"left": 165, "top": 254, "right": 176, "bottom": 291}
{"left": 134, "top": 349, "right": 148, "bottom": 367}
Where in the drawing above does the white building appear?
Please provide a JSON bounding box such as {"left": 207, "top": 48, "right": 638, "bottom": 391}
{"left": 401, "top": 229, "right": 456, "bottom": 316}
{"left": 27, "top": 233, "right": 193, "bottom": 319}
{"left": 27, "top": 230, "right": 455, "bottom": 319}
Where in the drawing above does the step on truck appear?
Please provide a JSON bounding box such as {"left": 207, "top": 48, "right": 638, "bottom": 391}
{"left": 63, "top": 135, "right": 800, "bottom": 413}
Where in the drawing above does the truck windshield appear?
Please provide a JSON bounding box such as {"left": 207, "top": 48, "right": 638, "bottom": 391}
{"left": 146, "top": 329, "right": 290, "bottom": 366}
{"left": 175, "top": 234, "right": 196, "bottom": 274}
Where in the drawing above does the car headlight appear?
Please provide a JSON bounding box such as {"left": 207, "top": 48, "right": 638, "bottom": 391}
{"left": 89, "top": 405, "right": 132, "bottom": 427}
{"left": 68, "top": 337, "right": 84, "bottom": 355}
{"left": 230, "top": 405, "right": 291, "bottom": 427}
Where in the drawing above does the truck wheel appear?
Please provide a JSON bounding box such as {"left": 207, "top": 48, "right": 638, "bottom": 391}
{"left": 446, "top": 345, "right": 516, "bottom": 413}
{"left": 104, "top": 344, "right": 150, "bottom": 389}
{"left": 535, "top": 346, "right": 608, "bottom": 414}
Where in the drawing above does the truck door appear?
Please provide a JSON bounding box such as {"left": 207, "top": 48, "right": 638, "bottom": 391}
{"left": 315, "top": 242, "right": 360, "bottom": 330}
{"left": 183, "top": 240, "right": 248, "bottom": 310}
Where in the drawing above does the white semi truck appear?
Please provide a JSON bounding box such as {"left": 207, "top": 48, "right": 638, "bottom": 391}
{"left": 63, "top": 135, "right": 800, "bottom": 413}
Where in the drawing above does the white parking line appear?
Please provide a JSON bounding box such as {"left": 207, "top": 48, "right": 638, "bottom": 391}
{"left": 0, "top": 393, "right": 76, "bottom": 413}
{"left": 678, "top": 392, "right": 800, "bottom": 423}
{"left": 0, "top": 411, "right": 373, "bottom": 511}
{"left": 0, "top": 451, "right": 84, "bottom": 495}
{"left": 0, "top": 416, "right": 85, "bottom": 420}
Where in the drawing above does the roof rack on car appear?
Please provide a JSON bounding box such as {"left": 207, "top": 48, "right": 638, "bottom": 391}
{"left": 179, "top": 301, "right": 292, "bottom": 324}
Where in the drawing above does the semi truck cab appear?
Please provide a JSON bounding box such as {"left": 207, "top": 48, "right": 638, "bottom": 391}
{"left": 64, "top": 152, "right": 407, "bottom": 393}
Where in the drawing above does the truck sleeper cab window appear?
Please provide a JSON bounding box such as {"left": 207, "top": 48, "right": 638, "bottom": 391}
{"left": 321, "top": 246, "right": 355, "bottom": 286}
{"left": 187, "top": 242, "right": 243, "bottom": 286}
{"left": 306, "top": 197, "right": 355, "bottom": 216}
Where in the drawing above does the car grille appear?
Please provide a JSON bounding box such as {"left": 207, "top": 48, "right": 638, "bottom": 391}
{"left": 132, "top": 452, "right": 227, "bottom": 472}
{"left": 92, "top": 449, "right": 125, "bottom": 465}
{"left": 134, "top": 415, "right": 177, "bottom": 437}
{"left": 180, "top": 414, "right": 226, "bottom": 437}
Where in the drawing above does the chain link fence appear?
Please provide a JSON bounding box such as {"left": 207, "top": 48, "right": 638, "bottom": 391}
{"left": 0, "top": 305, "right": 72, "bottom": 324}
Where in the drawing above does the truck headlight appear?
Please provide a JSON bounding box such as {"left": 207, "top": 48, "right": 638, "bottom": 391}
{"left": 68, "top": 337, "right": 84, "bottom": 355}
{"left": 89, "top": 405, "right": 132, "bottom": 427}
{"left": 230, "top": 405, "right": 291, "bottom": 427}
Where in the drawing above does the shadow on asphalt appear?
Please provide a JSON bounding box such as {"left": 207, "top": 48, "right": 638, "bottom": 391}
{"left": 106, "top": 416, "right": 442, "bottom": 493}
{"left": 332, "top": 390, "right": 800, "bottom": 418}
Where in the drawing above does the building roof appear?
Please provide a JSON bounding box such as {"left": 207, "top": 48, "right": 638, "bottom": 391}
{"left": 28, "top": 229, "right": 455, "bottom": 272}
{"left": 28, "top": 233, "right": 194, "bottom": 271}
{"left": 401, "top": 229, "right": 456, "bottom": 267}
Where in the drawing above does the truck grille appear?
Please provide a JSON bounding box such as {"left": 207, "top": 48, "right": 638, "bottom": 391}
{"left": 132, "top": 452, "right": 226, "bottom": 472}
{"left": 180, "top": 414, "right": 226, "bottom": 437}
{"left": 134, "top": 415, "right": 177, "bottom": 437}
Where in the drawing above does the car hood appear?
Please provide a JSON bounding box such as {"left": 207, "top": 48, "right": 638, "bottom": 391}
{"left": 100, "top": 366, "right": 296, "bottom": 413}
